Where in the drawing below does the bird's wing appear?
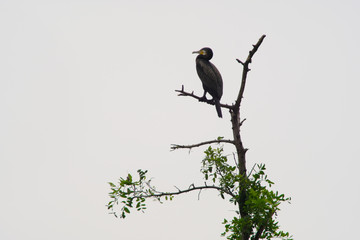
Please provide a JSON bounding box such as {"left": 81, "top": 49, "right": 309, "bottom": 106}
{"left": 197, "top": 60, "right": 223, "bottom": 99}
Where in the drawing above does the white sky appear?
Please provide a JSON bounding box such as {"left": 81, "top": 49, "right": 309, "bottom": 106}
{"left": 1, "top": 0, "right": 360, "bottom": 239}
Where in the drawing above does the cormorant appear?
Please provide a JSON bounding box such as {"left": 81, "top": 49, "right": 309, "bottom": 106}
{"left": 192, "top": 47, "right": 223, "bottom": 118}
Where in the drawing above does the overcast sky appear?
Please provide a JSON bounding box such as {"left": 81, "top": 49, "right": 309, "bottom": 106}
{"left": 1, "top": 0, "right": 360, "bottom": 239}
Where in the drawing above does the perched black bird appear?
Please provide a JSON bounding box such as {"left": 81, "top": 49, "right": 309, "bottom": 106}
{"left": 192, "top": 47, "right": 223, "bottom": 118}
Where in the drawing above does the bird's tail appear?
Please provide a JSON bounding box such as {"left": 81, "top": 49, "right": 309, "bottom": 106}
{"left": 215, "top": 99, "right": 222, "bottom": 118}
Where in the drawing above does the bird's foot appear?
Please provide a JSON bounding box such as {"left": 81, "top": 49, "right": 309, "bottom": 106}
{"left": 199, "top": 96, "right": 208, "bottom": 102}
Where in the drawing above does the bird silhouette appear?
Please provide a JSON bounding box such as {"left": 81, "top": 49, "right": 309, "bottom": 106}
{"left": 192, "top": 47, "right": 223, "bottom": 118}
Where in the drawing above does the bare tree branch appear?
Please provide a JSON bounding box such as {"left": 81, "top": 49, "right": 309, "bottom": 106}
{"left": 137, "top": 184, "right": 236, "bottom": 199}
{"left": 171, "top": 139, "right": 235, "bottom": 151}
{"left": 175, "top": 85, "right": 233, "bottom": 110}
{"left": 235, "top": 34, "right": 266, "bottom": 110}
{"left": 231, "top": 35, "right": 266, "bottom": 177}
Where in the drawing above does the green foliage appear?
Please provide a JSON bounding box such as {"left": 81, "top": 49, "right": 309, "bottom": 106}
{"left": 107, "top": 146, "right": 292, "bottom": 239}
{"left": 201, "top": 146, "right": 239, "bottom": 199}
{"left": 244, "top": 164, "right": 292, "bottom": 240}
{"left": 201, "top": 146, "right": 292, "bottom": 240}
{"left": 107, "top": 169, "right": 174, "bottom": 218}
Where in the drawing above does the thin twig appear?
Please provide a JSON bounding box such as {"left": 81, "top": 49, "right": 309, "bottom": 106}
{"left": 247, "top": 163, "right": 257, "bottom": 178}
{"left": 236, "top": 59, "right": 245, "bottom": 65}
{"left": 198, "top": 188, "right": 202, "bottom": 200}
{"left": 240, "top": 118, "right": 247, "bottom": 126}
{"left": 232, "top": 152, "right": 238, "bottom": 171}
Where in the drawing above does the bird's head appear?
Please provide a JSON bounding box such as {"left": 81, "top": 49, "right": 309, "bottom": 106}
{"left": 192, "top": 47, "right": 213, "bottom": 60}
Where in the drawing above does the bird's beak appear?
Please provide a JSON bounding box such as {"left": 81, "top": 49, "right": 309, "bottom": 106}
{"left": 192, "top": 50, "right": 205, "bottom": 55}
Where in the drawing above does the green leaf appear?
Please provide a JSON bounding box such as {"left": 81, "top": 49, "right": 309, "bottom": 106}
{"left": 220, "top": 192, "right": 225, "bottom": 199}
